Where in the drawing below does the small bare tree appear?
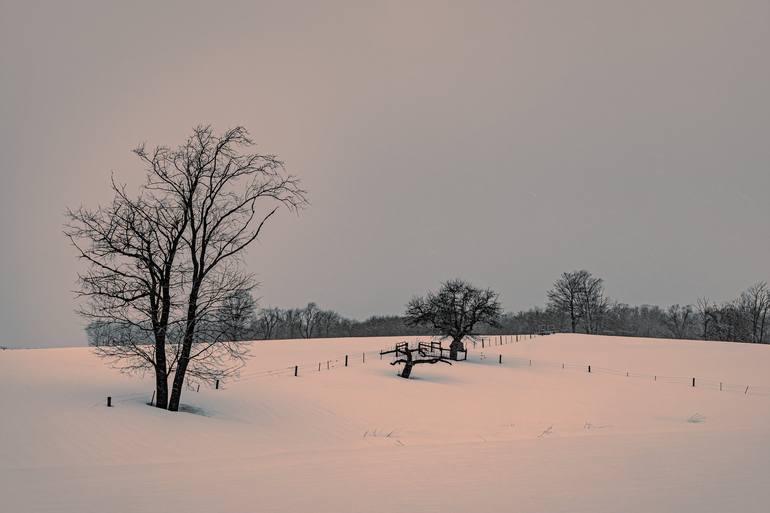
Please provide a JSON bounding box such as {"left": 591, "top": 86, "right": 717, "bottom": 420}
{"left": 214, "top": 288, "right": 257, "bottom": 342}
{"left": 316, "top": 310, "right": 341, "bottom": 338}
{"left": 696, "top": 297, "right": 712, "bottom": 340}
{"left": 548, "top": 270, "right": 607, "bottom": 334}
{"left": 298, "top": 302, "right": 321, "bottom": 338}
{"left": 381, "top": 342, "right": 452, "bottom": 379}
{"left": 405, "top": 279, "right": 501, "bottom": 360}
{"left": 662, "top": 304, "right": 693, "bottom": 339}
{"left": 547, "top": 271, "right": 585, "bottom": 333}
{"left": 738, "top": 282, "right": 770, "bottom": 343}
{"left": 282, "top": 308, "right": 302, "bottom": 339}
{"left": 255, "top": 307, "right": 284, "bottom": 340}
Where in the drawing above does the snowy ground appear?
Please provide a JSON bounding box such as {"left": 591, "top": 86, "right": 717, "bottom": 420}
{"left": 2, "top": 333, "right": 770, "bottom": 513}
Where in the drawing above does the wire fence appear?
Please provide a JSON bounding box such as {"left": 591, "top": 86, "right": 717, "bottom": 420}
{"left": 483, "top": 349, "right": 770, "bottom": 398}
{"left": 203, "top": 333, "right": 770, "bottom": 399}
{"left": 231, "top": 334, "right": 535, "bottom": 384}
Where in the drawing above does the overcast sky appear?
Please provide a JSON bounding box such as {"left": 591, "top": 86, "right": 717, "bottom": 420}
{"left": 1, "top": 0, "right": 768, "bottom": 348}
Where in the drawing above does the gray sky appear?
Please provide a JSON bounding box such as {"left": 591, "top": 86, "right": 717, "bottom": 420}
{"left": 1, "top": 0, "right": 768, "bottom": 348}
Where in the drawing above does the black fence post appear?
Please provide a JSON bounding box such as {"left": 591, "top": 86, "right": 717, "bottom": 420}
{"left": 588, "top": 365, "right": 591, "bottom": 373}
{"left": 499, "top": 354, "right": 502, "bottom": 364}
{"left": 295, "top": 365, "right": 298, "bottom": 377}
{"left": 345, "top": 355, "right": 348, "bottom": 367}
{"left": 692, "top": 377, "right": 695, "bottom": 387}
{"left": 215, "top": 379, "right": 220, "bottom": 389}
{"left": 107, "top": 396, "right": 112, "bottom": 407}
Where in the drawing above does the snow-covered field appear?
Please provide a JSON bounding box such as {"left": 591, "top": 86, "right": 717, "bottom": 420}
{"left": 2, "top": 333, "right": 770, "bottom": 513}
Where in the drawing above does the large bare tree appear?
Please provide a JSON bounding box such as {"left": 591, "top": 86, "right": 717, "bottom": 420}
{"left": 405, "top": 279, "right": 501, "bottom": 360}
{"left": 138, "top": 126, "right": 307, "bottom": 411}
{"left": 66, "top": 125, "right": 307, "bottom": 411}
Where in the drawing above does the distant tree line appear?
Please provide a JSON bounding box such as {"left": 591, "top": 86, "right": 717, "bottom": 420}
{"left": 228, "top": 302, "right": 434, "bottom": 341}
{"left": 534, "top": 271, "right": 769, "bottom": 344}
{"left": 87, "top": 273, "right": 770, "bottom": 346}
{"left": 245, "top": 274, "right": 767, "bottom": 344}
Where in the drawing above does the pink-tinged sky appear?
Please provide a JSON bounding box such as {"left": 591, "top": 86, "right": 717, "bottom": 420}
{"left": 1, "top": 0, "right": 769, "bottom": 348}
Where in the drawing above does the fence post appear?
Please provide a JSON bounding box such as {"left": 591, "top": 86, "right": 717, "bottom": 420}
{"left": 107, "top": 396, "right": 112, "bottom": 407}
{"left": 196, "top": 383, "right": 200, "bottom": 393}
{"left": 327, "top": 360, "right": 330, "bottom": 370}
{"left": 295, "top": 365, "right": 298, "bottom": 377}
{"left": 215, "top": 379, "right": 220, "bottom": 389}
{"left": 482, "top": 339, "right": 485, "bottom": 348}
{"left": 692, "top": 377, "right": 695, "bottom": 387}
{"left": 529, "top": 359, "right": 532, "bottom": 366}
{"left": 745, "top": 385, "right": 749, "bottom": 394}
{"left": 150, "top": 390, "right": 156, "bottom": 405}
{"left": 499, "top": 354, "right": 502, "bottom": 364}
{"left": 588, "top": 365, "right": 591, "bottom": 373}
{"left": 516, "top": 334, "right": 519, "bottom": 342}
{"left": 318, "top": 362, "right": 321, "bottom": 371}
{"left": 345, "top": 355, "right": 348, "bottom": 367}
{"left": 363, "top": 352, "right": 365, "bottom": 363}
{"left": 719, "top": 382, "right": 722, "bottom": 391}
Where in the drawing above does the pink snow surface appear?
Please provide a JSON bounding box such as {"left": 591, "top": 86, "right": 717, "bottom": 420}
{"left": 2, "top": 333, "right": 769, "bottom": 512}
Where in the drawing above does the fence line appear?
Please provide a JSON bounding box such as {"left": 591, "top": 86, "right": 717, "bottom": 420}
{"left": 490, "top": 353, "right": 770, "bottom": 397}
{"left": 232, "top": 334, "right": 532, "bottom": 384}
{"left": 221, "top": 333, "right": 770, "bottom": 399}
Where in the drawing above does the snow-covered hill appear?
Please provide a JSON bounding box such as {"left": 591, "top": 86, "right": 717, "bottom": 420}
{"left": 2, "top": 334, "right": 769, "bottom": 512}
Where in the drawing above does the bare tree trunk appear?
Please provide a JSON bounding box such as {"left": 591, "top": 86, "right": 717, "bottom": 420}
{"left": 153, "top": 331, "right": 169, "bottom": 409}
{"left": 400, "top": 362, "right": 414, "bottom": 378}
{"left": 168, "top": 339, "right": 192, "bottom": 412}
{"left": 449, "top": 337, "right": 464, "bottom": 360}
{"left": 168, "top": 292, "right": 199, "bottom": 412}
{"left": 154, "top": 366, "right": 169, "bottom": 409}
